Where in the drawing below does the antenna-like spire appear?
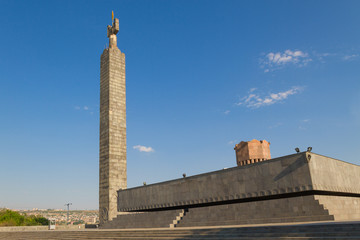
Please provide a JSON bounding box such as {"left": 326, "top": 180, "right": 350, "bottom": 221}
{"left": 112, "top": 11, "right": 114, "bottom": 23}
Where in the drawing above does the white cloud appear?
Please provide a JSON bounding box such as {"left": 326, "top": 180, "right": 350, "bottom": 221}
{"left": 298, "top": 119, "right": 310, "bottom": 130}
{"left": 224, "top": 110, "right": 230, "bottom": 115}
{"left": 261, "top": 49, "right": 312, "bottom": 72}
{"left": 133, "top": 145, "right": 155, "bottom": 153}
{"left": 249, "top": 88, "right": 257, "bottom": 92}
{"left": 298, "top": 126, "right": 307, "bottom": 130}
{"left": 313, "top": 51, "right": 359, "bottom": 62}
{"left": 74, "top": 105, "right": 91, "bottom": 111}
{"left": 237, "top": 86, "right": 303, "bottom": 108}
{"left": 228, "top": 140, "right": 238, "bottom": 145}
{"left": 314, "top": 52, "right": 334, "bottom": 61}
{"left": 343, "top": 54, "right": 359, "bottom": 61}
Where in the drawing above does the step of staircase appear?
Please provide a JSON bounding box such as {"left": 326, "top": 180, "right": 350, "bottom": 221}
{"left": 0, "top": 221, "right": 359, "bottom": 239}
{"left": 170, "top": 209, "right": 188, "bottom": 228}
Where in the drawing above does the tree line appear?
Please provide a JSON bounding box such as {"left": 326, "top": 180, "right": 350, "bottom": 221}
{"left": 0, "top": 209, "right": 49, "bottom": 226}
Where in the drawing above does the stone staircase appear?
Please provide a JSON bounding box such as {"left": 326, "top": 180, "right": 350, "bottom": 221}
{"left": 102, "top": 195, "right": 342, "bottom": 229}
{"left": 170, "top": 209, "right": 188, "bottom": 228}
{"left": 1, "top": 221, "right": 360, "bottom": 239}
{"left": 101, "top": 209, "right": 184, "bottom": 229}
{"left": 176, "top": 195, "right": 335, "bottom": 228}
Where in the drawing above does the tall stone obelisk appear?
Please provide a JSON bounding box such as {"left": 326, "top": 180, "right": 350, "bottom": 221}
{"left": 99, "top": 14, "right": 126, "bottom": 224}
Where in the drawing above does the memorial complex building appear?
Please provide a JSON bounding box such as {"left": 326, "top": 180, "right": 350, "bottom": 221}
{"left": 99, "top": 16, "right": 360, "bottom": 229}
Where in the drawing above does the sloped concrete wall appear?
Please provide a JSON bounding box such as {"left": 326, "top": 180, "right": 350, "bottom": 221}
{"left": 308, "top": 154, "right": 360, "bottom": 194}
{"left": 118, "top": 153, "right": 317, "bottom": 211}
{"left": 118, "top": 153, "right": 360, "bottom": 212}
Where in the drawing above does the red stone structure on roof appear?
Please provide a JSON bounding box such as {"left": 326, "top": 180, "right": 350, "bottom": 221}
{"left": 234, "top": 139, "right": 271, "bottom": 166}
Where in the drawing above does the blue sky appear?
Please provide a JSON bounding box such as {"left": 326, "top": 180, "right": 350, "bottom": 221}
{"left": 0, "top": 0, "right": 359, "bottom": 210}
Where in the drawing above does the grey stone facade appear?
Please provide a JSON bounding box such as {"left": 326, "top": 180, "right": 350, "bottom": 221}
{"left": 106, "top": 152, "right": 360, "bottom": 228}
{"left": 99, "top": 17, "right": 126, "bottom": 224}
{"left": 117, "top": 153, "right": 322, "bottom": 211}
{"left": 117, "top": 152, "right": 360, "bottom": 212}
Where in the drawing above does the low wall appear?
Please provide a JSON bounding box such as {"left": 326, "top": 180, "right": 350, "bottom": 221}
{"left": 118, "top": 152, "right": 360, "bottom": 212}
{"left": 0, "top": 224, "right": 85, "bottom": 231}
{"left": 0, "top": 226, "right": 48, "bottom": 231}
